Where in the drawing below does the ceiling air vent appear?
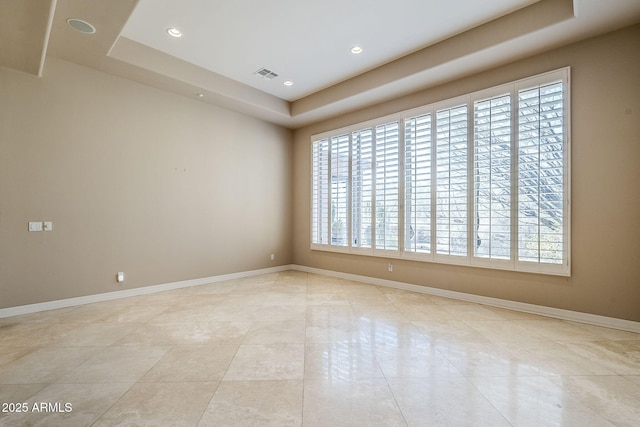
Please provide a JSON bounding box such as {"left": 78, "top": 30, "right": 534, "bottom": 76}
{"left": 254, "top": 67, "right": 279, "bottom": 80}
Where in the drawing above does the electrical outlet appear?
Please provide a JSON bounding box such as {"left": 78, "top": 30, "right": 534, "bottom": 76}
{"left": 116, "top": 272, "right": 125, "bottom": 283}
{"left": 388, "top": 262, "right": 393, "bottom": 272}
{"left": 270, "top": 253, "right": 275, "bottom": 261}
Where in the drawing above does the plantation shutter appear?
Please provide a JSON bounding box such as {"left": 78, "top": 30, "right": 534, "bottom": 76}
{"left": 517, "top": 80, "right": 565, "bottom": 265}
{"left": 404, "top": 113, "right": 432, "bottom": 254}
{"left": 435, "top": 105, "right": 468, "bottom": 257}
{"left": 375, "top": 122, "right": 400, "bottom": 251}
{"left": 311, "top": 138, "right": 330, "bottom": 245}
{"left": 473, "top": 94, "right": 512, "bottom": 260}
{"left": 330, "top": 134, "right": 350, "bottom": 247}
{"left": 352, "top": 128, "right": 374, "bottom": 249}
{"left": 310, "top": 69, "right": 569, "bottom": 275}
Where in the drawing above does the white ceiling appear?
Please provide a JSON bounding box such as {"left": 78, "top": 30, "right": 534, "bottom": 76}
{"left": 120, "top": 0, "right": 540, "bottom": 101}
{"left": 3, "top": 0, "right": 640, "bottom": 128}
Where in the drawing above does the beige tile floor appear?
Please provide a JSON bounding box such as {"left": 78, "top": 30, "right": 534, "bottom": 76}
{"left": 0, "top": 270, "right": 639, "bottom": 426}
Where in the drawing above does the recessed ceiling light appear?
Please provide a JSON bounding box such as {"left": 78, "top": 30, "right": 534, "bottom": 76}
{"left": 67, "top": 18, "right": 96, "bottom": 35}
{"left": 166, "top": 27, "right": 182, "bottom": 38}
{"left": 196, "top": 93, "right": 204, "bottom": 98}
{"left": 283, "top": 80, "right": 293, "bottom": 86}
{"left": 350, "top": 45, "right": 363, "bottom": 54}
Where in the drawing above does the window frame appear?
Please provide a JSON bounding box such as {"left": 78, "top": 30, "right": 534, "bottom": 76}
{"left": 310, "top": 68, "right": 570, "bottom": 276}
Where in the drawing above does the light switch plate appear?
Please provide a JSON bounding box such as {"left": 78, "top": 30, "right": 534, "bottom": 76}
{"left": 28, "top": 222, "right": 43, "bottom": 232}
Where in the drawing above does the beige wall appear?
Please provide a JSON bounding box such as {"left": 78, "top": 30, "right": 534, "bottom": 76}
{"left": 2, "top": 25, "right": 638, "bottom": 322}
{"left": 292, "top": 25, "right": 640, "bottom": 322}
{"left": 0, "top": 57, "right": 293, "bottom": 309}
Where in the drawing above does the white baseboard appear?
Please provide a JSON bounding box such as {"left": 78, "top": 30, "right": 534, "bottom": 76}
{"left": 291, "top": 265, "right": 640, "bottom": 334}
{"left": 0, "top": 265, "right": 293, "bottom": 319}
{"left": 3, "top": 264, "right": 638, "bottom": 334}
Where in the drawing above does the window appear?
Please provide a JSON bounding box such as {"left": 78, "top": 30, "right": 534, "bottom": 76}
{"left": 330, "top": 134, "right": 349, "bottom": 247}
{"left": 404, "top": 113, "right": 432, "bottom": 255}
{"left": 311, "top": 68, "right": 570, "bottom": 275}
{"left": 435, "top": 104, "right": 468, "bottom": 258}
{"left": 375, "top": 122, "right": 400, "bottom": 252}
{"left": 473, "top": 94, "right": 511, "bottom": 261}
{"left": 351, "top": 128, "right": 373, "bottom": 249}
{"left": 516, "top": 79, "right": 567, "bottom": 270}
{"left": 311, "top": 138, "right": 329, "bottom": 245}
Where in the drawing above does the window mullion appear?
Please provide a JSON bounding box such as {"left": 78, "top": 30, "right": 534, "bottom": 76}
{"left": 348, "top": 133, "right": 353, "bottom": 251}
{"left": 430, "top": 111, "right": 437, "bottom": 256}
{"left": 398, "top": 119, "right": 406, "bottom": 255}
{"left": 467, "top": 100, "right": 474, "bottom": 261}
{"left": 327, "top": 138, "right": 333, "bottom": 246}
{"left": 510, "top": 88, "right": 518, "bottom": 267}
{"left": 371, "top": 129, "right": 377, "bottom": 252}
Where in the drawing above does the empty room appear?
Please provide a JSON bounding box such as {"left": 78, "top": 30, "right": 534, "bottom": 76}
{"left": 1, "top": 0, "right": 639, "bottom": 425}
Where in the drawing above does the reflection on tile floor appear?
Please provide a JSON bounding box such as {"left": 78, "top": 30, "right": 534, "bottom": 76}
{"left": 0, "top": 271, "right": 638, "bottom": 426}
